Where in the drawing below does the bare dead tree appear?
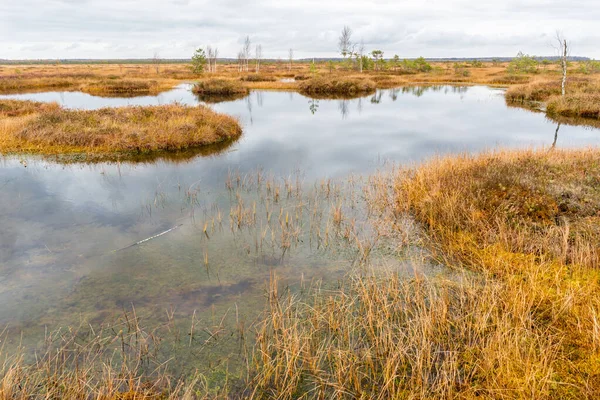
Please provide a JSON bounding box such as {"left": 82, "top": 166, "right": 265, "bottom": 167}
{"left": 237, "top": 51, "right": 244, "bottom": 72}
{"left": 207, "top": 46, "right": 214, "bottom": 73}
{"left": 212, "top": 47, "right": 219, "bottom": 73}
{"left": 152, "top": 52, "right": 161, "bottom": 74}
{"left": 338, "top": 26, "right": 353, "bottom": 60}
{"left": 554, "top": 31, "right": 570, "bottom": 96}
{"left": 243, "top": 36, "right": 252, "bottom": 72}
{"left": 288, "top": 48, "right": 294, "bottom": 71}
{"left": 357, "top": 40, "right": 365, "bottom": 73}
{"left": 255, "top": 44, "right": 262, "bottom": 73}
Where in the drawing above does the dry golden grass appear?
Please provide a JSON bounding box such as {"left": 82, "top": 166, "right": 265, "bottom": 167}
{"left": 0, "top": 103, "right": 241, "bottom": 158}
{"left": 192, "top": 79, "right": 249, "bottom": 95}
{"left": 250, "top": 149, "right": 600, "bottom": 399}
{"left": 298, "top": 76, "right": 377, "bottom": 97}
{"left": 547, "top": 93, "right": 600, "bottom": 119}
{"left": 0, "top": 99, "right": 60, "bottom": 117}
{"left": 240, "top": 74, "right": 277, "bottom": 82}
{"left": 82, "top": 79, "right": 176, "bottom": 96}
{"left": 506, "top": 76, "right": 600, "bottom": 121}
{"left": 0, "top": 61, "right": 585, "bottom": 96}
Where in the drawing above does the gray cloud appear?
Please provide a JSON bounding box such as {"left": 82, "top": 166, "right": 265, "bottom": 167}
{"left": 1, "top": 0, "right": 598, "bottom": 59}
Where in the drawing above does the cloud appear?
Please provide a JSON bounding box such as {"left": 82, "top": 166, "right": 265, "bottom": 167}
{"left": 0, "top": 0, "right": 598, "bottom": 59}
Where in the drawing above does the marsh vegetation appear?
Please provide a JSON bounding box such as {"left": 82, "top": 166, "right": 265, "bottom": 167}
{"left": 0, "top": 102, "right": 241, "bottom": 159}
{"left": 0, "top": 53, "right": 599, "bottom": 399}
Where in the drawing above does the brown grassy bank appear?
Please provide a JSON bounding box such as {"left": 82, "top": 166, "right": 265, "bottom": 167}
{"left": 0, "top": 102, "right": 242, "bottom": 159}
{"left": 506, "top": 78, "right": 600, "bottom": 121}
{"left": 250, "top": 149, "right": 600, "bottom": 399}
{"left": 547, "top": 93, "right": 600, "bottom": 119}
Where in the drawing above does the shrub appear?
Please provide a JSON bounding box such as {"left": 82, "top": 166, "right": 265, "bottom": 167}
{"left": 507, "top": 52, "right": 538, "bottom": 74}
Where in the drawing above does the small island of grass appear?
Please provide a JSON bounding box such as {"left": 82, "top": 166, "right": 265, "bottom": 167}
{"left": 297, "top": 76, "right": 377, "bottom": 98}
{"left": 0, "top": 101, "right": 242, "bottom": 160}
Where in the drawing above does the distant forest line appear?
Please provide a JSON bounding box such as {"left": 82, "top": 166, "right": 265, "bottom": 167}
{"left": 0, "top": 56, "right": 592, "bottom": 65}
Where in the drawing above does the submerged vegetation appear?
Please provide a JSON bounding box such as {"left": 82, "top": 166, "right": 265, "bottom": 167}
{"left": 0, "top": 102, "right": 241, "bottom": 158}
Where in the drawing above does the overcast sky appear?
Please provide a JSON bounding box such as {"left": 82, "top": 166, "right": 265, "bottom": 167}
{"left": 1, "top": 0, "right": 598, "bottom": 60}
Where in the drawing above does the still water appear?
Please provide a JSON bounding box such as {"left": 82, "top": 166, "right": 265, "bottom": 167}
{"left": 0, "top": 85, "right": 598, "bottom": 376}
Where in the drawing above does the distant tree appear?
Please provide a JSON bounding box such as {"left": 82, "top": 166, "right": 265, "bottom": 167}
{"left": 152, "top": 52, "right": 161, "bottom": 74}
{"left": 207, "top": 46, "right": 214, "bottom": 73}
{"left": 243, "top": 36, "right": 252, "bottom": 72}
{"left": 392, "top": 55, "right": 400, "bottom": 71}
{"left": 255, "top": 44, "right": 262, "bottom": 73}
{"left": 211, "top": 47, "right": 219, "bottom": 73}
{"left": 541, "top": 59, "right": 552, "bottom": 70}
{"left": 554, "top": 31, "right": 570, "bottom": 96}
{"left": 309, "top": 59, "right": 317, "bottom": 75}
{"left": 507, "top": 51, "right": 538, "bottom": 74}
{"left": 327, "top": 60, "right": 335, "bottom": 73}
{"left": 288, "top": 48, "right": 294, "bottom": 71}
{"left": 371, "top": 50, "right": 384, "bottom": 71}
{"left": 414, "top": 57, "right": 432, "bottom": 72}
{"left": 338, "top": 26, "right": 353, "bottom": 60}
{"left": 356, "top": 41, "right": 365, "bottom": 73}
{"left": 191, "top": 48, "right": 207, "bottom": 74}
{"left": 237, "top": 51, "right": 244, "bottom": 72}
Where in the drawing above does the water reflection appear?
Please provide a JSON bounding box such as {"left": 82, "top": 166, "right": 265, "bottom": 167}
{"left": 552, "top": 123, "right": 561, "bottom": 149}
{"left": 308, "top": 99, "right": 319, "bottom": 114}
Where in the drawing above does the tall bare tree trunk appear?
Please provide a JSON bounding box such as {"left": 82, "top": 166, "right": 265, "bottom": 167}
{"left": 555, "top": 31, "right": 569, "bottom": 97}
{"left": 561, "top": 39, "right": 567, "bottom": 97}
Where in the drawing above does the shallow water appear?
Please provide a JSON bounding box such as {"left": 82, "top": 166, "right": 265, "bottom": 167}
{"left": 0, "top": 85, "right": 599, "bottom": 379}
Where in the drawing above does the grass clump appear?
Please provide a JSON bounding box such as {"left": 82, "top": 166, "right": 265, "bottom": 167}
{"left": 298, "top": 76, "right": 376, "bottom": 97}
{"left": 0, "top": 99, "right": 60, "bottom": 117}
{"left": 240, "top": 74, "right": 276, "bottom": 82}
{"left": 505, "top": 78, "right": 595, "bottom": 102}
{"left": 0, "top": 75, "right": 75, "bottom": 93}
{"left": 0, "top": 103, "right": 242, "bottom": 157}
{"left": 82, "top": 79, "right": 166, "bottom": 96}
{"left": 547, "top": 93, "right": 600, "bottom": 119}
{"left": 394, "top": 149, "right": 600, "bottom": 396}
{"left": 506, "top": 78, "right": 600, "bottom": 122}
{"left": 192, "top": 79, "right": 249, "bottom": 96}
